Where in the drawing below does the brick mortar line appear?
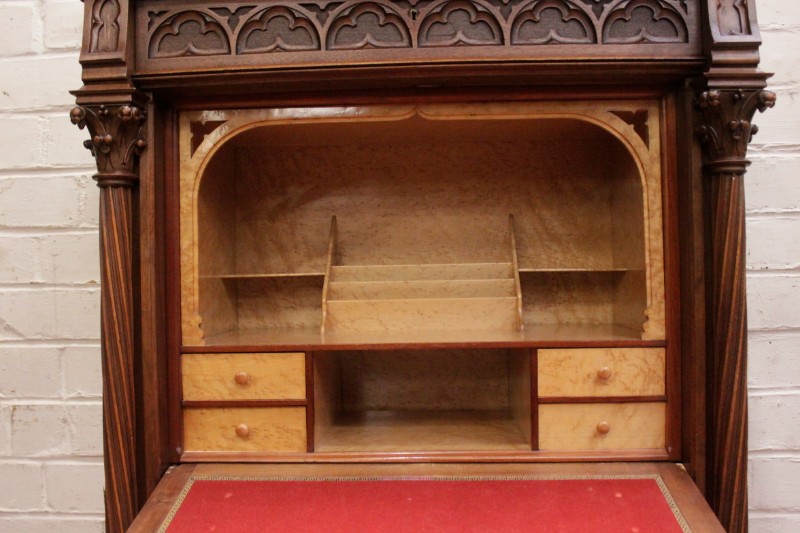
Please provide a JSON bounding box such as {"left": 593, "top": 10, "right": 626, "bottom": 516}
{"left": 0, "top": 512, "right": 105, "bottom": 519}
{"left": 748, "top": 388, "right": 800, "bottom": 396}
{"left": 0, "top": 228, "right": 99, "bottom": 235}
{"left": 0, "top": 340, "right": 100, "bottom": 346}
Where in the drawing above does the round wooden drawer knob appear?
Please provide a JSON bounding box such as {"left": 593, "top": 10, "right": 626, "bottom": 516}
{"left": 235, "top": 424, "right": 250, "bottom": 438}
{"left": 597, "top": 367, "right": 613, "bottom": 381}
{"left": 234, "top": 371, "right": 250, "bottom": 385}
{"left": 596, "top": 421, "right": 611, "bottom": 435}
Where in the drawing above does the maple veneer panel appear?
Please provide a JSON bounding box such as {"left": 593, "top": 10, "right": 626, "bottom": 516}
{"left": 180, "top": 104, "right": 666, "bottom": 343}
{"left": 326, "top": 297, "right": 519, "bottom": 333}
{"left": 183, "top": 407, "right": 307, "bottom": 453}
{"left": 182, "top": 352, "right": 306, "bottom": 401}
{"left": 539, "top": 403, "right": 665, "bottom": 451}
{"left": 538, "top": 348, "right": 665, "bottom": 398}
{"left": 315, "top": 411, "right": 531, "bottom": 453}
{"left": 336, "top": 349, "right": 517, "bottom": 412}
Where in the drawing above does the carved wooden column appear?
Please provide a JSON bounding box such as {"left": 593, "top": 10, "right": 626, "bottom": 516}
{"left": 696, "top": 88, "right": 775, "bottom": 533}
{"left": 698, "top": 1, "right": 775, "bottom": 530}
{"left": 72, "top": 1, "right": 146, "bottom": 531}
{"left": 70, "top": 102, "right": 147, "bottom": 532}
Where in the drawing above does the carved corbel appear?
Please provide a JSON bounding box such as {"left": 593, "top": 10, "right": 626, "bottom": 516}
{"left": 70, "top": 103, "right": 147, "bottom": 186}
{"left": 696, "top": 88, "right": 776, "bottom": 168}
{"left": 694, "top": 86, "right": 774, "bottom": 533}
{"left": 71, "top": 101, "right": 147, "bottom": 533}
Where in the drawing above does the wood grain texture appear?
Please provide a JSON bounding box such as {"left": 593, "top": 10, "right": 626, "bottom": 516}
{"left": 539, "top": 402, "right": 665, "bottom": 451}
{"left": 71, "top": 97, "right": 149, "bottom": 533}
{"left": 696, "top": 87, "right": 776, "bottom": 533}
{"left": 182, "top": 352, "right": 306, "bottom": 401}
{"left": 538, "top": 347, "right": 665, "bottom": 398}
{"left": 184, "top": 407, "right": 307, "bottom": 452}
{"left": 98, "top": 182, "right": 139, "bottom": 532}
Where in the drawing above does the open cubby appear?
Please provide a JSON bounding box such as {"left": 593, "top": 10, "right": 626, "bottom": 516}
{"left": 313, "top": 349, "right": 532, "bottom": 453}
{"left": 181, "top": 105, "right": 665, "bottom": 346}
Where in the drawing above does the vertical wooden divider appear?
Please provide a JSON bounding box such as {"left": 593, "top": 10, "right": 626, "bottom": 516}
{"left": 320, "top": 216, "right": 338, "bottom": 335}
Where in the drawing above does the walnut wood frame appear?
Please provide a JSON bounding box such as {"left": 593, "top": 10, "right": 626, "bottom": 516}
{"left": 72, "top": 1, "right": 773, "bottom": 532}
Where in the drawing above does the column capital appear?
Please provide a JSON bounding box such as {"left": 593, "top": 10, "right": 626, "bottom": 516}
{"left": 695, "top": 88, "right": 776, "bottom": 172}
{"left": 70, "top": 103, "right": 148, "bottom": 187}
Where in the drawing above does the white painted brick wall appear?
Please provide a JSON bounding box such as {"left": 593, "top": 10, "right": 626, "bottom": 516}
{"left": 0, "top": 1, "right": 103, "bottom": 530}
{"left": 0, "top": 1, "right": 796, "bottom": 531}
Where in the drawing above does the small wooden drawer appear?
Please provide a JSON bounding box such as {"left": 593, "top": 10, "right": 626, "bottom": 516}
{"left": 538, "top": 348, "right": 665, "bottom": 398}
{"left": 182, "top": 352, "right": 305, "bottom": 401}
{"left": 539, "top": 402, "right": 665, "bottom": 451}
{"left": 183, "top": 407, "right": 307, "bottom": 452}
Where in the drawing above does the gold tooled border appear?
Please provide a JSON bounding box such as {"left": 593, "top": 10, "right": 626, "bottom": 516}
{"left": 158, "top": 474, "right": 690, "bottom": 533}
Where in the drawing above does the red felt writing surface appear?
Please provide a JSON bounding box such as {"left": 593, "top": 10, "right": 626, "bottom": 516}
{"left": 161, "top": 476, "right": 688, "bottom": 533}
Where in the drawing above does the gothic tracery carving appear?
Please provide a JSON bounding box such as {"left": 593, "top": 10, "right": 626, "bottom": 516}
{"left": 327, "top": 3, "right": 412, "bottom": 50}
{"left": 238, "top": 6, "right": 321, "bottom": 54}
{"left": 419, "top": 0, "right": 504, "bottom": 47}
{"left": 603, "top": 0, "right": 687, "bottom": 44}
{"left": 150, "top": 10, "right": 231, "bottom": 58}
{"left": 511, "top": 0, "right": 596, "bottom": 45}
{"left": 90, "top": 0, "right": 122, "bottom": 53}
{"left": 143, "top": 0, "right": 693, "bottom": 60}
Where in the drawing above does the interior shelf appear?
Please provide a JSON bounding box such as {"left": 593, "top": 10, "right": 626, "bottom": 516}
{"left": 314, "top": 410, "right": 531, "bottom": 453}
{"left": 313, "top": 349, "right": 532, "bottom": 453}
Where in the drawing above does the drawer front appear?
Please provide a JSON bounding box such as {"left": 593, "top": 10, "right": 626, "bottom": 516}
{"left": 538, "top": 348, "right": 665, "bottom": 398}
{"left": 539, "top": 403, "right": 665, "bottom": 451}
{"left": 183, "top": 407, "right": 307, "bottom": 452}
{"left": 182, "top": 352, "right": 306, "bottom": 401}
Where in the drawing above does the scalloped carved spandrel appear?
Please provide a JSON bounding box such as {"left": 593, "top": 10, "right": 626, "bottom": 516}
{"left": 716, "top": 0, "right": 750, "bottom": 36}
{"left": 149, "top": 11, "right": 231, "bottom": 58}
{"left": 511, "top": 0, "right": 596, "bottom": 45}
{"left": 610, "top": 109, "right": 650, "bottom": 147}
{"left": 419, "top": 1, "right": 504, "bottom": 47}
{"left": 239, "top": 6, "right": 321, "bottom": 53}
{"left": 603, "top": 0, "right": 688, "bottom": 44}
{"left": 576, "top": 0, "right": 615, "bottom": 18}
{"left": 327, "top": 3, "right": 411, "bottom": 50}
{"left": 90, "top": 0, "right": 121, "bottom": 53}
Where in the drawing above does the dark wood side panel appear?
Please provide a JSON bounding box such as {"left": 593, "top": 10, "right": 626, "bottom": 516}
{"left": 136, "top": 98, "right": 171, "bottom": 502}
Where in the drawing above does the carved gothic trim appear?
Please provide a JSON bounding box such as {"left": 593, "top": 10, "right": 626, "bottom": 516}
{"left": 238, "top": 6, "right": 321, "bottom": 54}
{"left": 141, "top": 0, "right": 696, "bottom": 63}
{"left": 70, "top": 104, "right": 148, "bottom": 186}
{"left": 150, "top": 10, "right": 231, "bottom": 58}
{"left": 90, "top": 0, "right": 122, "bottom": 53}
{"left": 715, "top": 0, "right": 750, "bottom": 36}
{"left": 603, "top": 0, "right": 688, "bottom": 44}
{"left": 511, "top": 0, "right": 596, "bottom": 45}
{"left": 327, "top": 2, "right": 412, "bottom": 50}
{"left": 419, "top": 0, "right": 504, "bottom": 47}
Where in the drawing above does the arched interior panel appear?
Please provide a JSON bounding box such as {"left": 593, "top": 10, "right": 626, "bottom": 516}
{"left": 185, "top": 108, "right": 658, "bottom": 345}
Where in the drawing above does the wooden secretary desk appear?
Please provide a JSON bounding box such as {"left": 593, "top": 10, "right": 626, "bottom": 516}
{"left": 70, "top": 1, "right": 775, "bottom": 531}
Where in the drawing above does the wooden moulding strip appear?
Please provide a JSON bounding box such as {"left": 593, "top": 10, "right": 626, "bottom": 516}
{"left": 509, "top": 214, "right": 524, "bottom": 332}
{"left": 181, "top": 400, "right": 307, "bottom": 408}
{"left": 320, "top": 216, "right": 338, "bottom": 335}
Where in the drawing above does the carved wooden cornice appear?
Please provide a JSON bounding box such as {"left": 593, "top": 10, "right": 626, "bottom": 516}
{"left": 70, "top": 103, "right": 148, "bottom": 187}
